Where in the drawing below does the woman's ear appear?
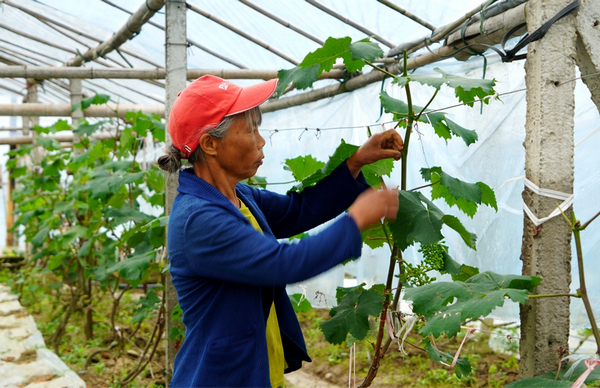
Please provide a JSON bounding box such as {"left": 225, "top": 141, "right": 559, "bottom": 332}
{"left": 199, "top": 133, "right": 218, "bottom": 156}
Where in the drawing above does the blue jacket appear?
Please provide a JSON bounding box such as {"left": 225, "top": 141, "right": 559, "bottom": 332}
{"left": 168, "top": 161, "right": 370, "bottom": 387}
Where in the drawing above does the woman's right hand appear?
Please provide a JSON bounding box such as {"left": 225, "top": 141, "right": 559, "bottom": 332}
{"left": 348, "top": 188, "right": 399, "bottom": 230}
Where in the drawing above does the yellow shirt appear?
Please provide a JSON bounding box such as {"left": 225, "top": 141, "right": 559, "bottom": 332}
{"left": 238, "top": 198, "right": 286, "bottom": 388}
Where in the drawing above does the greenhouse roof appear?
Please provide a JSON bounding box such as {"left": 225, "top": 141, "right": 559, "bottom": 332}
{"left": 0, "top": 0, "right": 504, "bottom": 108}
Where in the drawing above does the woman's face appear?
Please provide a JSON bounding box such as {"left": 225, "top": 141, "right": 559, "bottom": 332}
{"left": 214, "top": 114, "right": 266, "bottom": 182}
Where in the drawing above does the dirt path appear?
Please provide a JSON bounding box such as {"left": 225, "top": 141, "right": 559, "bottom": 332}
{"left": 285, "top": 369, "right": 342, "bottom": 388}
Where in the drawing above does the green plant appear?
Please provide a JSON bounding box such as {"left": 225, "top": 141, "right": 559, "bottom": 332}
{"left": 7, "top": 97, "right": 168, "bottom": 386}
{"left": 276, "top": 35, "right": 543, "bottom": 386}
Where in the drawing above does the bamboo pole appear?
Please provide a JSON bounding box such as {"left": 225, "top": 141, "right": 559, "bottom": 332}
{"left": 186, "top": 2, "right": 300, "bottom": 65}
{"left": 387, "top": 0, "right": 499, "bottom": 57}
{"left": 0, "top": 66, "right": 345, "bottom": 80}
{"left": 0, "top": 103, "right": 164, "bottom": 118}
{"left": 376, "top": 0, "right": 436, "bottom": 31}
{"left": 0, "top": 38, "right": 63, "bottom": 65}
{"left": 0, "top": 83, "right": 24, "bottom": 96}
{"left": 0, "top": 127, "right": 22, "bottom": 132}
{"left": 65, "top": 0, "right": 165, "bottom": 67}
{"left": 239, "top": 0, "right": 324, "bottom": 45}
{"left": 99, "top": 0, "right": 247, "bottom": 69}
{"left": 1, "top": 0, "right": 164, "bottom": 68}
{"left": 261, "top": 3, "right": 527, "bottom": 113}
{"left": 0, "top": 22, "right": 117, "bottom": 69}
{"left": 0, "top": 132, "right": 119, "bottom": 145}
{"left": 305, "top": 0, "right": 395, "bottom": 48}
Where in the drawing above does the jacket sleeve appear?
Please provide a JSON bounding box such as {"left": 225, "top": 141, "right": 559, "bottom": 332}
{"left": 177, "top": 203, "right": 363, "bottom": 287}
{"left": 249, "top": 161, "right": 371, "bottom": 239}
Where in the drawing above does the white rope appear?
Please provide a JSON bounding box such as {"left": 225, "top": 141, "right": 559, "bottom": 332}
{"left": 523, "top": 178, "right": 574, "bottom": 226}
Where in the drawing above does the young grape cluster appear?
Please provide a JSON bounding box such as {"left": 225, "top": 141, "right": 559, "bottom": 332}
{"left": 401, "top": 242, "right": 448, "bottom": 287}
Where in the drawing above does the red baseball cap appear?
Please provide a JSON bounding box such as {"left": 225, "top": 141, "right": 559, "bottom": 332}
{"left": 168, "top": 75, "right": 278, "bottom": 158}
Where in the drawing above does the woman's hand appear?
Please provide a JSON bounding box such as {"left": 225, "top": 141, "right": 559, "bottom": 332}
{"left": 348, "top": 188, "right": 399, "bottom": 230}
{"left": 347, "top": 129, "right": 404, "bottom": 178}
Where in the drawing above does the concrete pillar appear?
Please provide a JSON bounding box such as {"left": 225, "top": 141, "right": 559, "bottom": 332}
{"left": 519, "top": 0, "right": 577, "bottom": 378}
{"left": 575, "top": 0, "right": 600, "bottom": 112}
{"left": 164, "top": 0, "right": 187, "bottom": 384}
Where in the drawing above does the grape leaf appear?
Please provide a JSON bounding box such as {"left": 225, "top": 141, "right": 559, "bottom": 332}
{"left": 275, "top": 65, "right": 320, "bottom": 96}
{"left": 423, "top": 337, "right": 472, "bottom": 378}
{"left": 290, "top": 139, "right": 392, "bottom": 191}
{"left": 388, "top": 190, "right": 445, "bottom": 251}
{"left": 321, "top": 283, "right": 384, "bottom": 344}
{"left": 421, "top": 167, "right": 497, "bottom": 218}
{"left": 277, "top": 37, "right": 381, "bottom": 95}
{"left": 75, "top": 93, "right": 110, "bottom": 111}
{"left": 284, "top": 155, "right": 325, "bottom": 181}
{"left": 289, "top": 293, "right": 312, "bottom": 313}
{"left": 348, "top": 38, "right": 384, "bottom": 65}
{"left": 404, "top": 271, "right": 541, "bottom": 338}
{"left": 506, "top": 362, "right": 600, "bottom": 387}
{"left": 442, "top": 215, "right": 477, "bottom": 249}
{"left": 361, "top": 222, "right": 390, "bottom": 250}
{"left": 394, "top": 68, "right": 496, "bottom": 108}
{"left": 433, "top": 68, "right": 496, "bottom": 107}
{"left": 300, "top": 36, "right": 365, "bottom": 73}
{"left": 505, "top": 378, "right": 574, "bottom": 387}
{"left": 379, "top": 91, "right": 478, "bottom": 146}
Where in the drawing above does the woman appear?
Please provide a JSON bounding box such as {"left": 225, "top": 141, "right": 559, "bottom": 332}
{"left": 158, "top": 75, "right": 402, "bottom": 387}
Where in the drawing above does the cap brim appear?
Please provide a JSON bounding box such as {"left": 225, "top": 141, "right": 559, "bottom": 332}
{"left": 225, "top": 78, "right": 278, "bottom": 117}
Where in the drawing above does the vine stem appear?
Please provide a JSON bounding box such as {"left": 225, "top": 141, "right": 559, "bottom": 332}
{"left": 527, "top": 293, "right": 580, "bottom": 299}
{"left": 572, "top": 212, "right": 600, "bottom": 356}
{"left": 364, "top": 60, "right": 396, "bottom": 78}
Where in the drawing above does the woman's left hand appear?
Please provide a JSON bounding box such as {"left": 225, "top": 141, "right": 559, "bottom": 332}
{"left": 347, "top": 129, "right": 404, "bottom": 178}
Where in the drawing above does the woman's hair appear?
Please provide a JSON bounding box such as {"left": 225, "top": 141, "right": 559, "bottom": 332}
{"left": 157, "top": 107, "right": 262, "bottom": 173}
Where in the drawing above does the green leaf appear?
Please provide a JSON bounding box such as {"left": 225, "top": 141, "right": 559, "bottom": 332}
{"left": 433, "top": 68, "right": 496, "bottom": 107}
{"left": 300, "top": 36, "right": 365, "bottom": 73}
{"left": 505, "top": 378, "right": 573, "bottom": 387}
{"left": 389, "top": 190, "right": 445, "bottom": 251}
{"left": 75, "top": 121, "right": 104, "bottom": 137}
{"left": 284, "top": 155, "right": 325, "bottom": 181}
{"left": 478, "top": 182, "right": 498, "bottom": 211}
{"left": 504, "top": 362, "right": 600, "bottom": 387}
{"left": 423, "top": 337, "right": 472, "bottom": 378}
{"left": 441, "top": 251, "right": 463, "bottom": 275}
{"left": 421, "top": 167, "right": 496, "bottom": 218}
{"left": 276, "top": 65, "right": 320, "bottom": 96}
{"left": 451, "top": 264, "right": 480, "bottom": 282}
{"left": 105, "top": 250, "right": 155, "bottom": 284}
{"left": 404, "top": 271, "right": 541, "bottom": 338}
{"left": 37, "top": 119, "right": 71, "bottom": 134}
{"left": 380, "top": 91, "right": 479, "bottom": 146}
{"left": 105, "top": 206, "right": 153, "bottom": 227}
{"left": 348, "top": 38, "right": 384, "bottom": 64}
{"left": 289, "top": 293, "right": 312, "bottom": 313}
{"left": 31, "top": 226, "right": 50, "bottom": 248}
{"left": 79, "top": 94, "right": 110, "bottom": 111}
{"left": 132, "top": 289, "right": 162, "bottom": 324}
{"left": 291, "top": 140, "right": 355, "bottom": 191}
{"left": 362, "top": 158, "right": 394, "bottom": 186}
{"left": 361, "top": 222, "right": 390, "bottom": 250}
{"left": 395, "top": 74, "right": 447, "bottom": 90}
{"left": 442, "top": 215, "right": 477, "bottom": 249}
{"left": 446, "top": 118, "right": 478, "bottom": 146}
{"left": 320, "top": 284, "right": 384, "bottom": 344}
{"left": 35, "top": 136, "right": 61, "bottom": 151}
